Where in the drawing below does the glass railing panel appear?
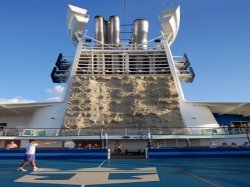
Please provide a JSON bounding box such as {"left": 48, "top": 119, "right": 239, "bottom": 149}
{"left": 0, "top": 127, "right": 249, "bottom": 137}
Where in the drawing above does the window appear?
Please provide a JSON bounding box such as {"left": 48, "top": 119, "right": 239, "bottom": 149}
{"left": 0, "top": 123, "right": 7, "bottom": 131}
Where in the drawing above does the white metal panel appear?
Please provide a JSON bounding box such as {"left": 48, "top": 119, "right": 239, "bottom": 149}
{"left": 67, "top": 4, "right": 89, "bottom": 44}
{"left": 180, "top": 102, "right": 220, "bottom": 128}
{"left": 160, "top": 5, "right": 180, "bottom": 45}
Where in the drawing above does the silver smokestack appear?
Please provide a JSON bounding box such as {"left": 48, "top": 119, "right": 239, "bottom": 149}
{"left": 132, "top": 19, "right": 149, "bottom": 49}
{"left": 104, "top": 20, "right": 111, "bottom": 44}
{"left": 110, "top": 16, "right": 120, "bottom": 46}
{"left": 95, "top": 16, "right": 105, "bottom": 47}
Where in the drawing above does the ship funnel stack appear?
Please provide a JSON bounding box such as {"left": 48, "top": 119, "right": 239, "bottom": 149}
{"left": 94, "top": 15, "right": 149, "bottom": 49}
{"left": 95, "top": 15, "right": 120, "bottom": 47}
{"left": 104, "top": 20, "right": 111, "bottom": 44}
{"left": 132, "top": 19, "right": 149, "bottom": 49}
{"left": 95, "top": 16, "right": 105, "bottom": 47}
{"left": 110, "top": 16, "right": 120, "bottom": 46}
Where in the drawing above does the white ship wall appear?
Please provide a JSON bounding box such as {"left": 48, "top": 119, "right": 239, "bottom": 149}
{"left": 0, "top": 102, "right": 67, "bottom": 130}
{"left": 28, "top": 103, "right": 67, "bottom": 129}
{"left": 180, "top": 102, "right": 219, "bottom": 128}
{"left": 0, "top": 115, "right": 31, "bottom": 129}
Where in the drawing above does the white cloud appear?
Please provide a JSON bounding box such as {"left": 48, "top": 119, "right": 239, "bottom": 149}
{"left": 0, "top": 85, "right": 65, "bottom": 104}
{"left": 46, "top": 85, "right": 64, "bottom": 101}
{"left": 46, "top": 85, "right": 64, "bottom": 95}
{"left": 46, "top": 97, "right": 63, "bottom": 102}
{"left": 0, "top": 97, "right": 35, "bottom": 104}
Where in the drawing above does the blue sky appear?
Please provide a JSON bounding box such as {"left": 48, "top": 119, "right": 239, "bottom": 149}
{"left": 0, "top": 0, "right": 250, "bottom": 103}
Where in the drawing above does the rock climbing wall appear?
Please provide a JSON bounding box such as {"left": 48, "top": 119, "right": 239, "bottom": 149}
{"left": 63, "top": 75, "right": 185, "bottom": 129}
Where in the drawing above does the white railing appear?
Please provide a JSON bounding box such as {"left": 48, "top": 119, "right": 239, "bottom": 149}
{"left": 81, "top": 34, "right": 164, "bottom": 50}
{"left": 0, "top": 127, "right": 249, "bottom": 137}
{"left": 76, "top": 48, "right": 170, "bottom": 75}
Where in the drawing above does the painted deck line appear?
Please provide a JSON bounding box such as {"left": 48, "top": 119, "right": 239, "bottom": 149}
{"left": 98, "top": 160, "right": 106, "bottom": 168}
{"left": 164, "top": 163, "right": 222, "bottom": 187}
{"left": 184, "top": 171, "right": 221, "bottom": 187}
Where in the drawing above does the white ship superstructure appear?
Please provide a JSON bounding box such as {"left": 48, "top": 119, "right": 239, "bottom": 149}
{"left": 0, "top": 5, "right": 249, "bottom": 151}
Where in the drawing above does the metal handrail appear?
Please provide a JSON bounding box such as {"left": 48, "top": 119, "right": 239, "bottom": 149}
{"left": 0, "top": 127, "right": 249, "bottom": 137}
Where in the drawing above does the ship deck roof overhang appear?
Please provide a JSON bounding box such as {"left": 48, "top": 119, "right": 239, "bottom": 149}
{"left": 0, "top": 102, "right": 61, "bottom": 116}
{"left": 190, "top": 101, "right": 250, "bottom": 117}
